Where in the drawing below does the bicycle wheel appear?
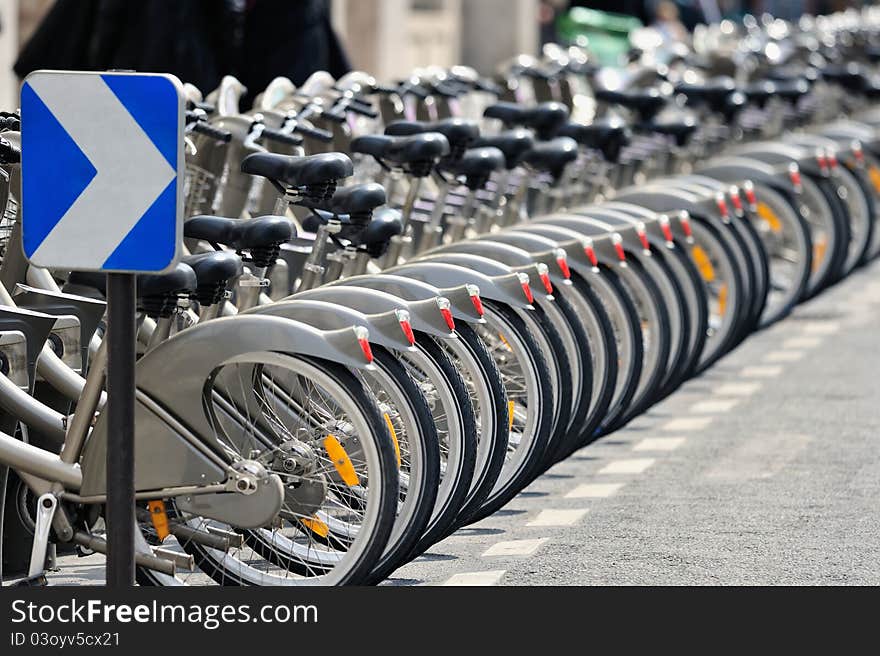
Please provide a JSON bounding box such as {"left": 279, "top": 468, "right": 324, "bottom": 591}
{"left": 138, "top": 353, "right": 398, "bottom": 586}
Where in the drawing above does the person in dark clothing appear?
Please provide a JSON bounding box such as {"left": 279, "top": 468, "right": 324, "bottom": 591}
{"left": 14, "top": 0, "right": 350, "bottom": 109}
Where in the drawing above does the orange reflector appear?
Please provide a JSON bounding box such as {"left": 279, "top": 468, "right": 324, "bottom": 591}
{"left": 507, "top": 400, "right": 515, "bottom": 431}
{"left": 324, "top": 435, "right": 360, "bottom": 486}
{"left": 498, "top": 333, "right": 513, "bottom": 351}
{"left": 756, "top": 202, "right": 783, "bottom": 233}
{"left": 300, "top": 516, "right": 329, "bottom": 538}
{"left": 383, "top": 412, "right": 402, "bottom": 468}
{"left": 147, "top": 500, "right": 170, "bottom": 541}
{"left": 868, "top": 165, "right": 880, "bottom": 195}
{"left": 812, "top": 237, "right": 828, "bottom": 273}
{"left": 691, "top": 245, "right": 716, "bottom": 282}
{"left": 718, "top": 283, "right": 728, "bottom": 316}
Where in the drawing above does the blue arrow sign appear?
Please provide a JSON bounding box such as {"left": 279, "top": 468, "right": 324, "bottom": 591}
{"left": 21, "top": 71, "right": 184, "bottom": 273}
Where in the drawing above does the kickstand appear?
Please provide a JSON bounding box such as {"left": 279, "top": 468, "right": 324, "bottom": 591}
{"left": 27, "top": 493, "right": 58, "bottom": 580}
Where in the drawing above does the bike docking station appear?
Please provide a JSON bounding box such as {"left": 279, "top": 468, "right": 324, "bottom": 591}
{"left": 20, "top": 70, "right": 185, "bottom": 586}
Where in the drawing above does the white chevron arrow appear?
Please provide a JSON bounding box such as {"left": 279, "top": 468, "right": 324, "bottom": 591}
{"left": 26, "top": 74, "right": 176, "bottom": 269}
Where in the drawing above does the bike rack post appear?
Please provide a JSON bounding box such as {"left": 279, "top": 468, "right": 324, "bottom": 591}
{"left": 105, "top": 273, "right": 136, "bottom": 586}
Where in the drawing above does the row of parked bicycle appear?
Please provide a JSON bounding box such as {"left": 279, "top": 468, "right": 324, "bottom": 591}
{"left": 0, "top": 9, "right": 878, "bottom": 586}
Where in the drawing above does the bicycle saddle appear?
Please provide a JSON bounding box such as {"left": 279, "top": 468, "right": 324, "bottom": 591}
{"left": 185, "top": 215, "right": 294, "bottom": 250}
{"left": 472, "top": 129, "right": 535, "bottom": 169}
{"left": 240, "top": 152, "right": 354, "bottom": 187}
{"left": 771, "top": 78, "right": 810, "bottom": 103}
{"left": 385, "top": 118, "right": 479, "bottom": 158}
{"left": 556, "top": 117, "right": 631, "bottom": 162}
{"left": 352, "top": 208, "right": 404, "bottom": 257}
{"left": 639, "top": 109, "right": 698, "bottom": 147}
{"left": 182, "top": 251, "right": 243, "bottom": 306}
{"left": 674, "top": 77, "right": 736, "bottom": 111}
{"left": 741, "top": 80, "right": 777, "bottom": 107}
{"left": 521, "top": 137, "right": 579, "bottom": 180}
{"left": 66, "top": 264, "right": 196, "bottom": 297}
{"left": 595, "top": 87, "right": 667, "bottom": 121}
{"left": 350, "top": 133, "right": 450, "bottom": 174}
{"left": 441, "top": 146, "right": 505, "bottom": 190}
{"left": 323, "top": 183, "right": 387, "bottom": 218}
{"left": 483, "top": 101, "right": 569, "bottom": 139}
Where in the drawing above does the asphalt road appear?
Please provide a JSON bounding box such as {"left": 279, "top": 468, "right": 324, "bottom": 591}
{"left": 43, "top": 257, "right": 880, "bottom": 586}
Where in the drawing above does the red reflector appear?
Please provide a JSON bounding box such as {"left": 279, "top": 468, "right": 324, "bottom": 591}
{"left": 520, "top": 279, "right": 534, "bottom": 303}
{"left": 661, "top": 222, "right": 673, "bottom": 242}
{"left": 638, "top": 230, "right": 650, "bottom": 251}
{"left": 730, "top": 193, "right": 743, "bottom": 212}
{"left": 680, "top": 215, "right": 693, "bottom": 238}
{"left": 744, "top": 184, "right": 757, "bottom": 207}
{"left": 556, "top": 256, "right": 571, "bottom": 279}
{"left": 399, "top": 319, "right": 415, "bottom": 345}
{"left": 789, "top": 166, "right": 802, "bottom": 191}
{"left": 540, "top": 271, "right": 553, "bottom": 294}
{"left": 584, "top": 245, "right": 598, "bottom": 267}
{"left": 440, "top": 307, "right": 455, "bottom": 330}
{"left": 817, "top": 153, "right": 829, "bottom": 175}
{"left": 614, "top": 242, "right": 626, "bottom": 261}
{"left": 470, "top": 293, "right": 484, "bottom": 316}
{"left": 827, "top": 152, "right": 838, "bottom": 170}
{"left": 358, "top": 337, "right": 373, "bottom": 363}
{"left": 854, "top": 145, "right": 865, "bottom": 164}
{"left": 715, "top": 193, "right": 729, "bottom": 218}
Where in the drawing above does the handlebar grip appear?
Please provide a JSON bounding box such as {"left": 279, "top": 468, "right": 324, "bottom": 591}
{"left": 259, "top": 128, "right": 304, "bottom": 146}
{"left": 192, "top": 121, "right": 232, "bottom": 143}
{"left": 291, "top": 122, "right": 334, "bottom": 143}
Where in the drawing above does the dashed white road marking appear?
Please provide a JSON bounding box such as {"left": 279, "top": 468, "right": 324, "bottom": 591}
{"left": 442, "top": 570, "right": 506, "bottom": 586}
{"left": 599, "top": 458, "right": 655, "bottom": 475}
{"left": 801, "top": 321, "right": 840, "bottom": 335}
{"left": 527, "top": 509, "right": 588, "bottom": 527}
{"left": 632, "top": 437, "right": 686, "bottom": 452}
{"left": 661, "top": 416, "right": 714, "bottom": 432}
{"left": 782, "top": 336, "right": 822, "bottom": 349}
{"left": 714, "top": 382, "right": 763, "bottom": 396}
{"left": 763, "top": 350, "right": 804, "bottom": 363}
{"left": 690, "top": 398, "right": 740, "bottom": 414}
{"left": 565, "top": 483, "right": 624, "bottom": 498}
{"left": 739, "top": 365, "right": 783, "bottom": 378}
{"left": 482, "top": 538, "right": 548, "bottom": 558}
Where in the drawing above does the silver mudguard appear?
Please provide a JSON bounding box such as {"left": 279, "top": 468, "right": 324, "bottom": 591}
{"left": 243, "top": 298, "right": 414, "bottom": 351}
{"left": 290, "top": 286, "right": 455, "bottom": 338}
{"left": 332, "top": 273, "right": 484, "bottom": 324}
{"left": 396, "top": 256, "right": 533, "bottom": 309}
{"left": 79, "top": 315, "right": 371, "bottom": 496}
{"left": 479, "top": 232, "right": 572, "bottom": 287}
{"left": 429, "top": 241, "right": 555, "bottom": 301}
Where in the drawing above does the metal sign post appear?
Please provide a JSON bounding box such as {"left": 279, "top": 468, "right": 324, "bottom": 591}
{"left": 21, "top": 70, "right": 184, "bottom": 586}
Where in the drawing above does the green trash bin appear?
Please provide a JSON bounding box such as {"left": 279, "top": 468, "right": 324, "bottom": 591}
{"left": 557, "top": 7, "right": 643, "bottom": 66}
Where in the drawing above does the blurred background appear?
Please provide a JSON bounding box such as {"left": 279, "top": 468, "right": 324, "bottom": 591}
{"left": 0, "top": 0, "right": 867, "bottom": 111}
